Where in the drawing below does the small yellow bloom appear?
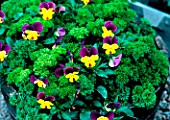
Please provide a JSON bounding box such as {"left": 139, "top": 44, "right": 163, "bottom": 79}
{"left": 81, "top": 55, "right": 99, "bottom": 68}
{"left": 37, "top": 99, "right": 54, "bottom": 109}
{"left": 102, "top": 27, "right": 114, "bottom": 38}
{"left": 0, "top": 51, "right": 7, "bottom": 62}
{"left": 81, "top": 0, "right": 90, "bottom": 6}
{"left": 25, "top": 30, "right": 39, "bottom": 40}
{"left": 34, "top": 80, "right": 46, "bottom": 88}
{"left": 40, "top": 8, "right": 55, "bottom": 20}
{"left": 102, "top": 43, "right": 119, "bottom": 54}
{"left": 97, "top": 116, "right": 109, "bottom": 120}
{"left": 65, "top": 72, "right": 79, "bottom": 82}
{"left": 0, "top": 17, "right": 3, "bottom": 23}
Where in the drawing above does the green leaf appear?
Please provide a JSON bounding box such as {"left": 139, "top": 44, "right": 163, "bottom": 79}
{"left": 97, "top": 86, "right": 107, "bottom": 99}
{"left": 43, "top": 37, "right": 55, "bottom": 44}
{"left": 13, "top": 12, "right": 23, "bottom": 20}
{"left": 105, "top": 69, "right": 114, "bottom": 75}
{"left": 80, "top": 111, "right": 91, "bottom": 120}
{"left": 96, "top": 70, "right": 108, "bottom": 78}
{"left": 6, "top": 37, "right": 14, "bottom": 47}
{"left": 61, "top": 112, "right": 71, "bottom": 120}
{"left": 70, "top": 111, "right": 78, "bottom": 118}
{"left": 68, "top": 0, "right": 75, "bottom": 7}
{"left": 116, "top": 106, "right": 134, "bottom": 117}
{"left": 93, "top": 100, "right": 102, "bottom": 107}
{"left": 0, "top": 27, "right": 6, "bottom": 35}
{"left": 93, "top": 43, "right": 98, "bottom": 49}
{"left": 97, "top": 63, "right": 108, "bottom": 69}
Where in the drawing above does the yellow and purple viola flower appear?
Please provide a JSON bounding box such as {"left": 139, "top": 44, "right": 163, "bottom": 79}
{"left": 0, "top": 10, "right": 5, "bottom": 23}
{"left": 102, "top": 21, "right": 117, "bottom": 38}
{"left": 56, "top": 6, "right": 66, "bottom": 14}
{"left": 90, "top": 112, "right": 114, "bottom": 120}
{"left": 109, "top": 54, "right": 122, "bottom": 67}
{"left": 80, "top": 47, "right": 99, "bottom": 68}
{"left": 22, "top": 22, "right": 43, "bottom": 40}
{"left": 30, "top": 75, "right": 48, "bottom": 88}
{"left": 37, "top": 92, "right": 55, "bottom": 109}
{"left": 64, "top": 67, "right": 80, "bottom": 83}
{"left": 81, "top": 0, "right": 92, "bottom": 6}
{"left": 54, "top": 64, "right": 65, "bottom": 78}
{"left": 39, "top": 2, "right": 56, "bottom": 20}
{"left": 105, "top": 102, "right": 121, "bottom": 112}
{"left": 102, "top": 37, "right": 119, "bottom": 55}
{"left": 0, "top": 42, "right": 11, "bottom": 62}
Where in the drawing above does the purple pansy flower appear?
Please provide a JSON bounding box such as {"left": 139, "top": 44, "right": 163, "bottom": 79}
{"left": 80, "top": 47, "right": 99, "bottom": 68}
{"left": 22, "top": 22, "right": 43, "bottom": 40}
{"left": 106, "top": 102, "right": 121, "bottom": 108}
{"left": 30, "top": 75, "right": 48, "bottom": 88}
{"left": 109, "top": 54, "right": 122, "bottom": 67}
{"left": 90, "top": 112, "right": 114, "bottom": 120}
{"left": 0, "top": 10, "right": 5, "bottom": 23}
{"left": 55, "top": 27, "right": 66, "bottom": 43}
{"left": 64, "top": 67, "right": 80, "bottom": 83}
{"left": 39, "top": 2, "right": 56, "bottom": 20}
{"left": 37, "top": 92, "right": 55, "bottom": 109}
{"left": 54, "top": 64, "right": 65, "bottom": 78}
{"left": 0, "top": 42, "right": 11, "bottom": 62}
{"left": 104, "top": 20, "right": 117, "bottom": 32}
{"left": 56, "top": 6, "right": 66, "bottom": 13}
{"left": 103, "top": 37, "right": 118, "bottom": 45}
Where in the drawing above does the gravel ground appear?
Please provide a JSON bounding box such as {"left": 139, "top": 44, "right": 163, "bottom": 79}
{"left": 0, "top": 92, "right": 12, "bottom": 120}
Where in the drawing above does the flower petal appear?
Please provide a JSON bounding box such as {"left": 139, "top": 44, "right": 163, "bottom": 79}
{"left": 32, "top": 22, "right": 43, "bottom": 33}
{"left": 58, "top": 27, "right": 66, "bottom": 37}
{"left": 37, "top": 92, "right": 45, "bottom": 99}
{"left": 41, "top": 78, "right": 49, "bottom": 85}
{"left": 22, "top": 24, "right": 29, "bottom": 32}
{"left": 39, "top": 2, "right": 49, "bottom": 9}
{"left": 90, "top": 47, "right": 98, "bottom": 56}
{"left": 113, "top": 102, "right": 121, "bottom": 108}
{"left": 103, "top": 37, "right": 112, "bottom": 44}
{"left": 73, "top": 67, "right": 80, "bottom": 71}
{"left": 79, "top": 47, "right": 89, "bottom": 57}
{"left": 47, "top": 2, "right": 56, "bottom": 9}
{"left": 64, "top": 67, "right": 74, "bottom": 75}
{"left": 44, "top": 96, "right": 55, "bottom": 101}
{"left": 0, "top": 10, "right": 5, "bottom": 18}
{"left": 113, "top": 54, "right": 122, "bottom": 67}
{"left": 56, "top": 36, "right": 62, "bottom": 43}
{"left": 30, "top": 75, "right": 37, "bottom": 83}
{"left": 2, "top": 44, "right": 11, "bottom": 53}
{"left": 56, "top": 6, "right": 66, "bottom": 13}
{"left": 90, "top": 112, "right": 101, "bottom": 120}
{"left": 105, "top": 112, "right": 114, "bottom": 120}
{"left": 59, "top": 64, "right": 65, "bottom": 68}
{"left": 104, "top": 20, "right": 117, "bottom": 32}
{"left": 112, "top": 37, "right": 118, "bottom": 44}
{"left": 0, "top": 42, "right": 2, "bottom": 50}
{"left": 54, "top": 68, "right": 63, "bottom": 78}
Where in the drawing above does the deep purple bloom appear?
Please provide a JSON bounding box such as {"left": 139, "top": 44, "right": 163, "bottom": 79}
{"left": 0, "top": 10, "right": 5, "bottom": 23}
{"left": 55, "top": 27, "right": 66, "bottom": 43}
{"left": 54, "top": 64, "right": 65, "bottom": 78}
{"left": 37, "top": 92, "right": 55, "bottom": 101}
{"left": 104, "top": 20, "right": 117, "bottom": 32}
{"left": 0, "top": 42, "right": 11, "bottom": 53}
{"left": 64, "top": 67, "right": 80, "bottom": 75}
{"left": 22, "top": 22, "right": 43, "bottom": 34}
{"left": 109, "top": 54, "right": 122, "bottom": 67}
{"left": 39, "top": 2, "right": 56, "bottom": 10}
{"left": 56, "top": 6, "right": 66, "bottom": 13}
{"left": 79, "top": 47, "right": 98, "bottom": 57}
{"left": 103, "top": 37, "right": 118, "bottom": 45}
{"left": 90, "top": 112, "right": 114, "bottom": 120}
{"left": 68, "top": 50, "right": 74, "bottom": 62}
{"left": 30, "top": 75, "right": 48, "bottom": 88}
{"left": 37, "top": 92, "right": 55, "bottom": 109}
{"left": 0, "top": 42, "right": 11, "bottom": 62}
{"left": 106, "top": 102, "right": 121, "bottom": 109}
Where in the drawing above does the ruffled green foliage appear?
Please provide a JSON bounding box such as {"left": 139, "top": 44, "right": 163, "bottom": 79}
{"left": 30, "top": 47, "right": 66, "bottom": 77}
{"left": 8, "top": 40, "right": 39, "bottom": 69}
{"left": 7, "top": 67, "right": 31, "bottom": 86}
{"left": 0, "top": 0, "right": 169, "bottom": 119}
{"left": 132, "top": 83, "right": 156, "bottom": 109}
